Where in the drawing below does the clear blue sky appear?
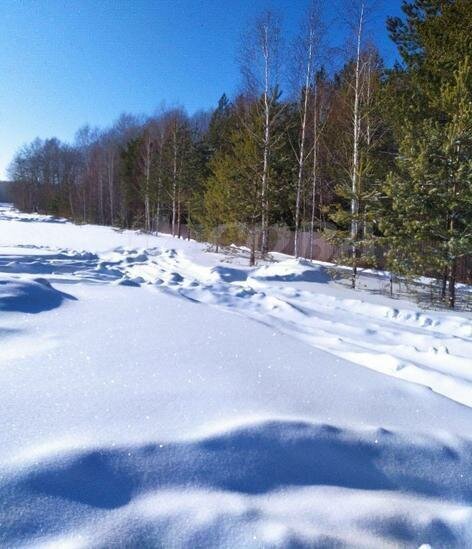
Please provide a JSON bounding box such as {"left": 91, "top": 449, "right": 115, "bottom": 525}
{"left": 0, "top": 0, "right": 403, "bottom": 179}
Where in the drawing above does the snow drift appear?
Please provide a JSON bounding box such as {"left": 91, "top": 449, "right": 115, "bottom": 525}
{"left": 0, "top": 204, "right": 471, "bottom": 548}
{"left": 0, "top": 277, "right": 76, "bottom": 313}
{"left": 2, "top": 420, "right": 472, "bottom": 548}
{"left": 250, "top": 258, "right": 331, "bottom": 283}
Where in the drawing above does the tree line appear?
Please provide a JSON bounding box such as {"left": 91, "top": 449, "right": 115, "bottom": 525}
{"left": 8, "top": 0, "right": 471, "bottom": 307}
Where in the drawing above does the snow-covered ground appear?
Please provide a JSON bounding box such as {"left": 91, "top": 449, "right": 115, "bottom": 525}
{"left": 0, "top": 202, "right": 471, "bottom": 548}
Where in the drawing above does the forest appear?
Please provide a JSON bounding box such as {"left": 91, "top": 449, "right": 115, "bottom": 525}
{"left": 7, "top": 0, "right": 472, "bottom": 308}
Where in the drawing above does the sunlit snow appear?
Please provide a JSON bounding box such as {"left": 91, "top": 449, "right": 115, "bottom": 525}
{"left": 0, "top": 203, "right": 471, "bottom": 548}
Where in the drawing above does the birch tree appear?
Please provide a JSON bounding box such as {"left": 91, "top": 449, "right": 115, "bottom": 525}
{"left": 326, "top": 0, "right": 381, "bottom": 288}
{"left": 350, "top": 0, "right": 366, "bottom": 287}
{"left": 240, "top": 10, "right": 283, "bottom": 257}
{"left": 293, "top": 2, "right": 324, "bottom": 258}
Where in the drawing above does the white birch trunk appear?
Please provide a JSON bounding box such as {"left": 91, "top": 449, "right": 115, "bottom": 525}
{"left": 294, "top": 28, "right": 314, "bottom": 258}
{"left": 350, "top": 2, "right": 365, "bottom": 289}
{"left": 260, "top": 23, "right": 271, "bottom": 257}
{"left": 363, "top": 54, "right": 372, "bottom": 241}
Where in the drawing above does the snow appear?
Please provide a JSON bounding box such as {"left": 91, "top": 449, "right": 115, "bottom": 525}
{"left": 0, "top": 202, "right": 471, "bottom": 548}
{"left": 250, "top": 258, "right": 331, "bottom": 283}
{"left": 0, "top": 277, "right": 76, "bottom": 313}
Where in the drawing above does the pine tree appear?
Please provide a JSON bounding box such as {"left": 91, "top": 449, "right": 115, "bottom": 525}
{"left": 384, "top": 0, "right": 472, "bottom": 307}
{"left": 201, "top": 100, "right": 265, "bottom": 264}
{"left": 207, "top": 94, "right": 233, "bottom": 155}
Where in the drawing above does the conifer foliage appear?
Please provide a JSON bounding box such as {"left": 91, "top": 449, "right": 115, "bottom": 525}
{"left": 384, "top": 0, "right": 472, "bottom": 307}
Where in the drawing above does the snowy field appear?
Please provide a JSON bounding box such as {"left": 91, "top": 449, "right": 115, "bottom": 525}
{"left": 0, "top": 202, "right": 471, "bottom": 548}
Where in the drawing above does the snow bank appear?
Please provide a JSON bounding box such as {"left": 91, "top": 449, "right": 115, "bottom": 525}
{"left": 251, "top": 258, "right": 331, "bottom": 283}
{"left": 0, "top": 276, "right": 76, "bottom": 313}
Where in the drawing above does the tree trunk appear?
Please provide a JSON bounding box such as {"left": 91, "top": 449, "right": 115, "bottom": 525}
{"left": 156, "top": 145, "right": 162, "bottom": 234}
{"left": 187, "top": 204, "right": 191, "bottom": 240}
{"left": 448, "top": 260, "right": 456, "bottom": 309}
{"left": 82, "top": 188, "right": 86, "bottom": 223}
{"left": 250, "top": 222, "right": 257, "bottom": 266}
{"left": 260, "top": 24, "right": 271, "bottom": 257}
{"left": 294, "top": 31, "right": 314, "bottom": 258}
{"left": 108, "top": 150, "right": 114, "bottom": 225}
{"left": 171, "top": 125, "right": 178, "bottom": 237}
{"left": 143, "top": 133, "right": 152, "bottom": 232}
{"left": 363, "top": 54, "right": 372, "bottom": 243}
{"left": 350, "top": 2, "right": 365, "bottom": 290}
{"left": 177, "top": 193, "right": 182, "bottom": 238}
{"left": 309, "top": 86, "right": 319, "bottom": 260}
{"left": 447, "top": 148, "right": 459, "bottom": 308}
{"left": 98, "top": 171, "right": 104, "bottom": 225}
{"left": 155, "top": 200, "right": 160, "bottom": 235}
{"left": 441, "top": 265, "right": 449, "bottom": 301}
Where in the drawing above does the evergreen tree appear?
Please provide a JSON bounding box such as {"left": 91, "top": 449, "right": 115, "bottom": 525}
{"left": 201, "top": 101, "right": 262, "bottom": 264}
{"left": 385, "top": 0, "right": 472, "bottom": 306}
{"left": 207, "top": 94, "right": 233, "bottom": 155}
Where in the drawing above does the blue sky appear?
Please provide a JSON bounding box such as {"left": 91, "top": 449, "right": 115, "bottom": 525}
{"left": 0, "top": 0, "right": 403, "bottom": 179}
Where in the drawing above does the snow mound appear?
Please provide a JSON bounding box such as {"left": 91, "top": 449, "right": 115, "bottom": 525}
{"left": 250, "top": 259, "right": 331, "bottom": 283}
{"left": 209, "top": 265, "right": 248, "bottom": 283}
{"left": 0, "top": 277, "right": 76, "bottom": 313}
{"left": 0, "top": 249, "right": 99, "bottom": 276}
{"left": 2, "top": 419, "right": 472, "bottom": 548}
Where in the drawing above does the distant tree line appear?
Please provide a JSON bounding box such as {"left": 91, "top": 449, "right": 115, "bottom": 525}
{"left": 0, "top": 181, "right": 13, "bottom": 202}
{"left": 8, "top": 0, "right": 472, "bottom": 307}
